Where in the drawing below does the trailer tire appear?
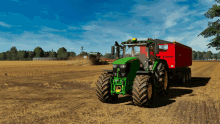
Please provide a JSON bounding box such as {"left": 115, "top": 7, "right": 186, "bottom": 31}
{"left": 183, "top": 72, "right": 186, "bottom": 84}
{"left": 96, "top": 73, "right": 118, "bottom": 103}
{"left": 172, "top": 69, "right": 178, "bottom": 83}
{"left": 132, "top": 75, "right": 155, "bottom": 107}
{"left": 188, "top": 68, "right": 191, "bottom": 83}
{"left": 188, "top": 68, "right": 191, "bottom": 81}
{"left": 185, "top": 71, "right": 189, "bottom": 83}
{"left": 155, "top": 62, "right": 170, "bottom": 97}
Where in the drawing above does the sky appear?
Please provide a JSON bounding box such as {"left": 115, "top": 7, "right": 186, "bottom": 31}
{"left": 0, "top": 0, "right": 220, "bottom": 55}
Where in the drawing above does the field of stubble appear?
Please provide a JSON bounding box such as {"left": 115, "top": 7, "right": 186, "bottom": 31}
{"left": 0, "top": 60, "right": 220, "bottom": 124}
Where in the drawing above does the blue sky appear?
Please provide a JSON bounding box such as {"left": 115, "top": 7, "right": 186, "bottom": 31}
{"left": 0, "top": 0, "right": 220, "bottom": 55}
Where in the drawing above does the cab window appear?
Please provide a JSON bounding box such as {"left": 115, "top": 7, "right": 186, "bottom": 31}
{"left": 159, "top": 45, "right": 168, "bottom": 51}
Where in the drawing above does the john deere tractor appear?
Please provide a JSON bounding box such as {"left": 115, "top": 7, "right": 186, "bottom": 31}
{"left": 96, "top": 38, "right": 170, "bottom": 107}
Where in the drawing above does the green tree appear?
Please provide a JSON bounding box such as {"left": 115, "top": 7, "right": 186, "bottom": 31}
{"left": 201, "top": 51, "right": 207, "bottom": 60}
{"left": 196, "top": 51, "right": 203, "bottom": 60}
{"left": 27, "top": 51, "right": 34, "bottom": 60}
{"left": 217, "top": 51, "right": 220, "bottom": 60}
{"left": 206, "top": 51, "right": 213, "bottom": 60}
{"left": 203, "top": 53, "right": 208, "bottom": 60}
{"left": 192, "top": 50, "right": 197, "bottom": 60}
{"left": 17, "top": 50, "right": 27, "bottom": 60}
{"left": 69, "top": 51, "right": 76, "bottom": 57}
{"left": 57, "top": 47, "right": 68, "bottom": 60}
{"left": 49, "top": 49, "right": 57, "bottom": 58}
{"left": 80, "top": 46, "right": 84, "bottom": 54}
{"left": 67, "top": 51, "right": 76, "bottom": 59}
{"left": 0, "top": 52, "right": 6, "bottom": 60}
{"left": 211, "top": 53, "right": 218, "bottom": 60}
{"left": 5, "top": 50, "right": 11, "bottom": 60}
{"left": 44, "top": 51, "right": 49, "bottom": 57}
{"left": 10, "top": 46, "right": 18, "bottom": 60}
{"left": 34, "top": 46, "right": 44, "bottom": 57}
{"left": 198, "top": 0, "right": 220, "bottom": 50}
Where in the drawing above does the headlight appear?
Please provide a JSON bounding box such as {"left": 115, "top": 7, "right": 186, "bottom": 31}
{"left": 120, "top": 64, "right": 126, "bottom": 68}
{"left": 113, "top": 64, "right": 117, "bottom": 68}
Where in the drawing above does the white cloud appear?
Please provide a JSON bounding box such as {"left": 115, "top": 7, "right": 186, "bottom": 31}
{"left": 164, "top": 6, "right": 188, "bottom": 29}
{"left": 41, "top": 27, "right": 66, "bottom": 32}
{"left": 0, "top": 22, "right": 11, "bottom": 27}
{"left": 68, "top": 26, "right": 80, "bottom": 30}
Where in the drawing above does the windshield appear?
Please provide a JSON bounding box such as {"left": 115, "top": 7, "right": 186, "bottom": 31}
{"left": 123, "top": 46, "right": 140, "bottom": 57}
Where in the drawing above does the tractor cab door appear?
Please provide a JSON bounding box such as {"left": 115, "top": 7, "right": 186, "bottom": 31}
{"left": 149, "top": 45, "right": 156, "bottom": 62}
{"left": 134, "top": 53, "right": 150, "bottom": 71}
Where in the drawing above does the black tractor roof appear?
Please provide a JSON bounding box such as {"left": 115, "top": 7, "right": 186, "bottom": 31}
{"left": 121, "top": 38, "right": 172, "bottom": 46}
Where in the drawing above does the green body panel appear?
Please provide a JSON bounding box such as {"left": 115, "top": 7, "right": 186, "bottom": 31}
{"left": 152, "top": 59, "right": 161, "bottom": 90}
{"left": 110, "top": 58, "right": 140, "bottom": 96}
{"left": 113, "top": 57, "right": 138, "bottom": 64}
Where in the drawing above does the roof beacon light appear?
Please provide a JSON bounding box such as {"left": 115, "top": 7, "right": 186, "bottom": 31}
{"left": 132, "top": 38, "right": 137, "bottom": 42}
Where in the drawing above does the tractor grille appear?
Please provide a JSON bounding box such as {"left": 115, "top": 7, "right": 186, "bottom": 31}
{"left": 113, "top": 64, "right": 131, "bottom": 77}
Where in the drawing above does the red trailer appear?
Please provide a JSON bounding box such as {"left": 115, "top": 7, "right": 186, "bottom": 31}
{"left": 140, "top": 40, "right": 192, "bottom": 84}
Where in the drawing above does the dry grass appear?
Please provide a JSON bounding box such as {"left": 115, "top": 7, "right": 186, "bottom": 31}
{"left": 0, "top": 61, "right": 220, "bottom": 123}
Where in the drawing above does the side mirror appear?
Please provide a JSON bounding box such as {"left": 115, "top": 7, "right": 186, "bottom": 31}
{"left": 111, "top": 46, "right": 115, "bottom": 55}
{"left": 155, "top": 43, "right": 159, "bottom": 54}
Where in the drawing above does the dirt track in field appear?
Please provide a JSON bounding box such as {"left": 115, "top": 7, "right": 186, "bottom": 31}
{"left": 0, "top": 60, "right": 220, "bottom": 124}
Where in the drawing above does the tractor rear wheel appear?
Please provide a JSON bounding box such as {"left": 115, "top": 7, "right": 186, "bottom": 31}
{"left": 132, "top": 75, "right": 154, "bottom": 107}
{"left": 96, "top": 73, "right": 118, "bottom": 103}
{"left": 155, "top": 62, "right": 170, "bottom": 97}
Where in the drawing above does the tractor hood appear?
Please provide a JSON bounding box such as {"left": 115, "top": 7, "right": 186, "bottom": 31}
{"left": 113, "top": 57, "right": 139, "bottom": 64}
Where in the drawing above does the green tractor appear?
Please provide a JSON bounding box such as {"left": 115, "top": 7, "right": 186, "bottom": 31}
{"left": 96, "top": 38, "right": 170, "bottom": 107}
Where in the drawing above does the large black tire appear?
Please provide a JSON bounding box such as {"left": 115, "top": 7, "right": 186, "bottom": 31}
{"left": 185, "top": 71, "right": 189, "bottom": 83}
{"left": 182, "top": 72, "right": 186, "bottom": 84}
{"left": 132, "top": 75, "right": 155, "bottom": 107}
{"left": 188, "top": 68, "right": 191, "bottom": 82}
{"left": 155, "top": 62, "right": 170, "bottom": 97}
{"left": 96, "top": 73, "right": 118, "bottom": 103}
{"left": 171, "top": 69, "right": 178, "bottom": 83}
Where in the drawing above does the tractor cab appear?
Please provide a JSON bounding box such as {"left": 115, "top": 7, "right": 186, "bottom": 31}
{"left": 111, "top": 38, "right": 159, "bottom": 71}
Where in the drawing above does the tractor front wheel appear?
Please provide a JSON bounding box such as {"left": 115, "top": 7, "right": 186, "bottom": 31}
{"left": 155, "top": 62, "right": 170, "bottom": 97}
{"left": 132, "top": 75, "right": 155, "bottom": 107}
{"left": 96, "top": 73, "right": 118, "bottom": 103}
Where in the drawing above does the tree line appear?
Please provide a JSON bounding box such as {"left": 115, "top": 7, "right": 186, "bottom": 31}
{"left": 1, "top": 46, "right": 219, "bottom": 61}
{"left": 192, "top": 50, "right": 220, "bottom": 60}
{"left": 0, "top": 46, "right": 76, "bottom": 60}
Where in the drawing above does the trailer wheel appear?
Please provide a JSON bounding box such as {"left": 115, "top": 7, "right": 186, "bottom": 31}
{"left": 132, "top": 75, "right": 155, "bottom": 107}
{"left": 188, "top": 68, "right": 191, "bottom": 82}
{"left": 172, "top": 69, "right": 178, "bottom": 83}
{"left": 155, "top": 62, "right": 170, "bottom": 97}
{"left": 185, "top": 71, "right": 189, "bottom": 83}
{"left": 182, "top": 72, "right": 186, "bottom": 84}
{"left": 96, "top": 73, "right": 118, "bottom": 103}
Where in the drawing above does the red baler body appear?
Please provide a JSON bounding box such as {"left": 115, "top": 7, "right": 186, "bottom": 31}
{"left": 140, "top": 43, "right": 192, "bottom": 69}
